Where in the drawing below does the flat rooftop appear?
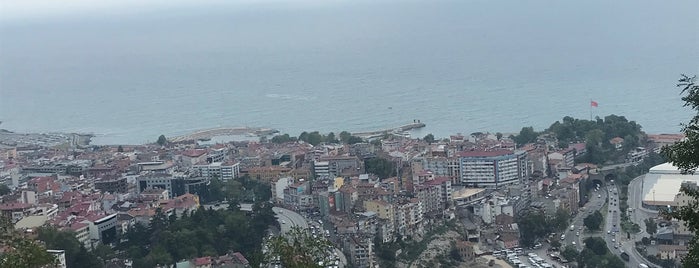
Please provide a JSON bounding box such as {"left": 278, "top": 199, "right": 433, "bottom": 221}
{"left": 642, "top": 163, "right": 699, "bottom": 205}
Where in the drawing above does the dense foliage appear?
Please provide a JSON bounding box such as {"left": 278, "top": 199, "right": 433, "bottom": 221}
{"left": 270, "top": 130, "right": 364, "bottom": 145}
{"left": 547, "top": 115, "right": 645, "bottom": 164}
{"left": 364, "top": 157, "right": 397, "bottom": 179}
{"left": 265, "top": 226, "right": 332, "bottom": 268}
{"left": 517, "top": 208, "right": 570, "bottom": 247}
{"left": 660, "top": 75, "right": 699, "bottom": 267}
{"left": 119, "top": 203, "right": 277, "bottom": 268}
{"left": 0, "top": 216, "right": 56, "bottom": 268}
{"left": 156, "top": 134, "right": 167, "bottom": 146}
{"left": 37, "top": 227, "right": 103, "bottom": 268}
{"left": 561, "top": 238, "right": 625, "bottom": 268}
{"left": 200, "top": 175, "right": 272, "bottom": 204}
{"left": 0, "top": 184, "right": 10, "bottom": 196}
{"left": 583, "top": 211, "right": 604, "bottom": 231}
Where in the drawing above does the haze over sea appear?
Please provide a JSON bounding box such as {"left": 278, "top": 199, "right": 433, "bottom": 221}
{"left": 1, "top": 0, "right": 698, "bottom": 145}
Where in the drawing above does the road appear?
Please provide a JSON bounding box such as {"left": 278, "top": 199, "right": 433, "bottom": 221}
{"left": 562, "top": 183, "right": 608, "bottom": 251}
{"left": 273, "top": 207, "right": 309, "bottom": 235}
{"left": 273, "top": 207, "right": 347, "bottom": 268}
{"left": 604, "top": 182, "right": 652, "bottom": 268}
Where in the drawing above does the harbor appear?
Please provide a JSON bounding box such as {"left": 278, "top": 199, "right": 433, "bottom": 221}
{"left": 168, "top": 127, "right": 279, "bottom": 143}
{"left": 352, "top": 121, "right": 426, "bottom": 139}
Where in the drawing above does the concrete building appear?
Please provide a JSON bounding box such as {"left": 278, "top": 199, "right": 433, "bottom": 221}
{"left": 423, "top": 157, "right": 461, "bottom": 185}
{"left": 458, "top": 150, "right": 528, "bottom": 188}
{"left": 191, "top": 161, "right": 240, "bottom": 181}
{"left": 136, "top": 173, "right": 208, "bottom": 199}
{"left": 94, "top": 176, "right": 128, "bottom": 194}
{"left": 643, "top": 163, "right": 699, "bottom": 209}
{"left": 86, "top": 213, "right": 117, "bottom": 245}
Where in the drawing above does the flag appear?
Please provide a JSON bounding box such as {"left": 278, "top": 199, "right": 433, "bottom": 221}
{"left": 591, "top": 100, "right": 598, "bottom": 107}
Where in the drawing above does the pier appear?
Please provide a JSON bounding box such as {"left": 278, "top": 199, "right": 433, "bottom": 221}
{"left": 352, "top": 121, "right": 426, "bottom": 139}
{"left": 169, "top": 127, "right": 279, "bottom": 143}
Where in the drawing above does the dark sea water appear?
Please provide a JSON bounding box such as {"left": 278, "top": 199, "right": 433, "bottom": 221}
{"left": 1, "top": 0, "right": 698, "bottom": 145}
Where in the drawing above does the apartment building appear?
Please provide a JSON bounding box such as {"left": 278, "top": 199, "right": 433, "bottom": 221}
{"left": 458, "top": 150, "right": 528, "bottom": 188}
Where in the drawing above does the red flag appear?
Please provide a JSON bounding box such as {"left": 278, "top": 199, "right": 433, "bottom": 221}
{"left": 591, "top": 100, "right": 598, "bottom": 107}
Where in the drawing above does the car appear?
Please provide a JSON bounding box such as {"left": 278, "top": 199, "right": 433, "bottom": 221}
{"left": 614, "top": 244, "right": 618, "bottom": 249}
{"left": 579, "top": 226, "right": 583, "bottom": 231}
{"left": 572, "top": 241, "right": 576, "bottom": 245}
{"left": 598, "top": 194, "right": 601, "bottom": 198}
{"left": 281, "top": 220, "right": 286, "bottom": 224}
{"left": 612, "top": 238, "right": 616, "bottom": 242}
{"left": 607, "top": 230, "right": 611, "bottom": 234}
{"left": 576, "top": 232, "right": 580, "bottom": 236}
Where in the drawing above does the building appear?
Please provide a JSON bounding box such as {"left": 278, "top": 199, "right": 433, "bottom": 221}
{"left": 137, "top": 173, "right": 208, "bottom": 199}
{"left": 423, "top": 157, "right": 461, "bottom": 185}
{"left": 321, "top": 156, "right": 362, "bottom": 178}
{"left": 458, "top": 150, "right": 528, "bottom": 188}
{"left": 455, "top": 240, "right": 476, "bottom": 262}
{"left": 191, "top": 161, "right": 240, "bottom": 181}
{"left": 313, "top": 161, "right": 330, "bottom": 179}
{"left": 94, "top": 176, "right": 128, "bottom": 194}
{"left": 642, "top": 163, "right": 699, "bottom": 210}
{"left": 47, "top": 250, "right": 67, "bottom": 268}
{"left": 86, "top": 213, "right": 117, "bottom": 245}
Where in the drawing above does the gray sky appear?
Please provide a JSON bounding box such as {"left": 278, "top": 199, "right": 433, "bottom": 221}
{"left": 0, "top": 0, "right": 346, "bottom": 22}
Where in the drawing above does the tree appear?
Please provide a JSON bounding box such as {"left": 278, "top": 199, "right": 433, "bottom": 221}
{"left": 325, "top": 132, "right": 338, "bottom": 143}
{"left": 423, "top": 133, "right": 435, "bottom": 144}
{"left": 339, "top": 131, "right": 352, "bottom": 143}
{"left": 0, "top": 216, "right": 56, "bottom": 268}
{"left": 157, "top": 135, "right": 167, "bottom": 146}
{"left": 661, "top": 75, "right": 699, "bottom": 267}
{"left": 0, "top": 184, "right": 10, "bottom": 195}
{"left": 561, "top": 246, "right": 578, "bottom": 261}
{"left": 364, "top": 157, "right": 395, "bottom": 179}
{"left": 265, "top": 226, "right": 332, "bottom": 268}
{"left": 550, "top": 240, "right": 561, "bottom": 248}
{"left": 117, "top": 145, "right": 124, "bottom": 152}
{"left": 584, "top": 211, "right": 604, "bottom": 231}
{"left": 513, "top": 126, "right": 538, "bottom": 145}
{"left": 645, "top": 218, "right": 657, "bottom": 236}
{"left": 37, "top": 226, "right": 103, "bottom": 268}
{"left": 496, "top": 132, "right": 503, "bottom": 140}
{"left": 662, "top": 75, "right": 699, "bottom": 174}
{"left": 583, "top": 237, "right": 608, "bottom": 256}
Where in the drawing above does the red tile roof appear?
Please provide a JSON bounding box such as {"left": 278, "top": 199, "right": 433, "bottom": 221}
{"left": 458, "top": 150, "right": 513, "bottom": 157}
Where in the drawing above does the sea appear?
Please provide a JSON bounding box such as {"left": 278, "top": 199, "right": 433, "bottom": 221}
{"left": 0, "top": 0, "right": 698, "bottom": 145}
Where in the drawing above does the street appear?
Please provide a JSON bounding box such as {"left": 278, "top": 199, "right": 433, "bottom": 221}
{"left": 272, "top": 207, "right": 347, "bottom": 268}
{"left": 562, "top": 183, "right": 607, "bottom": 251}
{"left": 603, "top": 182, "right": 650, "bottom": 268}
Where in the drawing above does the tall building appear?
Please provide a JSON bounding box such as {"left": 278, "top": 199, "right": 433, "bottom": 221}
{"left": 191, "top": 161, "right": 240, "bottom": 180}
{"left": 458, "top": 150, "right": 528, "bottom": 188}
{"left": 136, "top": 173, "right": 208, "bottom": 199}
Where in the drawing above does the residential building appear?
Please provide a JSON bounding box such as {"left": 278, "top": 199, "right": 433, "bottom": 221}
{"left": 86, "top": 213, "right": 118, "bottom": 245}
{"left": 137, "top": 173, "right": 208, "bottom": 199}
{"left": 191, "top": 161, "right": 240, "bottom": 180}
{"left": 458, "top": 150, "right": 528, "bottom": 188}
{"left": 94, "top": 176, "right": 128, "bottom": 194}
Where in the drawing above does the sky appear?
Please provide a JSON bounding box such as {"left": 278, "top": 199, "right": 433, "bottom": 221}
{"left": 0, "top": 0, "right": 351, "bottom": 23}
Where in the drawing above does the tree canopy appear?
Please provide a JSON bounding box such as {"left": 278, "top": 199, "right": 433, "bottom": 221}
{"left": 156, "top": 134, "right": 167, "bottom": 146}
{"left": 37, "top": 227, "right": 103, "bottom": 268}
{"left": 661, "top": 74, "right": 699, "bottom": 267}
{"left": 364, "top": 157, "right": 396, "bottom": 179}
{"left": 0, "top": 184, "right": 10, "bottom": 196}
{"left": 119, "top": 202, "right": 277, "bottom": 268}
{"left": 265, "top": 226, "right": 333, "bottom": 268}
{"left": 0, "top": 216, "right": 56, "bottom": 268}
{"left": 517, "top": 208, "right": 569, "bottom": 247}
{"left": 584, "top": 211, "right": 604, "bottom": 231}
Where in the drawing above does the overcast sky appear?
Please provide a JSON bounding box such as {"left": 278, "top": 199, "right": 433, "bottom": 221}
{"left": 0, "top": 0, "right": 349, "bottom": 23}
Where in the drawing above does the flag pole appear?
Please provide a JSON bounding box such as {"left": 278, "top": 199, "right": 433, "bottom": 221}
{"left": 590, "top": 99, "right": 592, "bottom": 121}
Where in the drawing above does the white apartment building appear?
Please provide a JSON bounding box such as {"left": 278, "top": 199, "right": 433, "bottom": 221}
{"left": 458, "top": 150, "right": 528, "bottom": 188}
